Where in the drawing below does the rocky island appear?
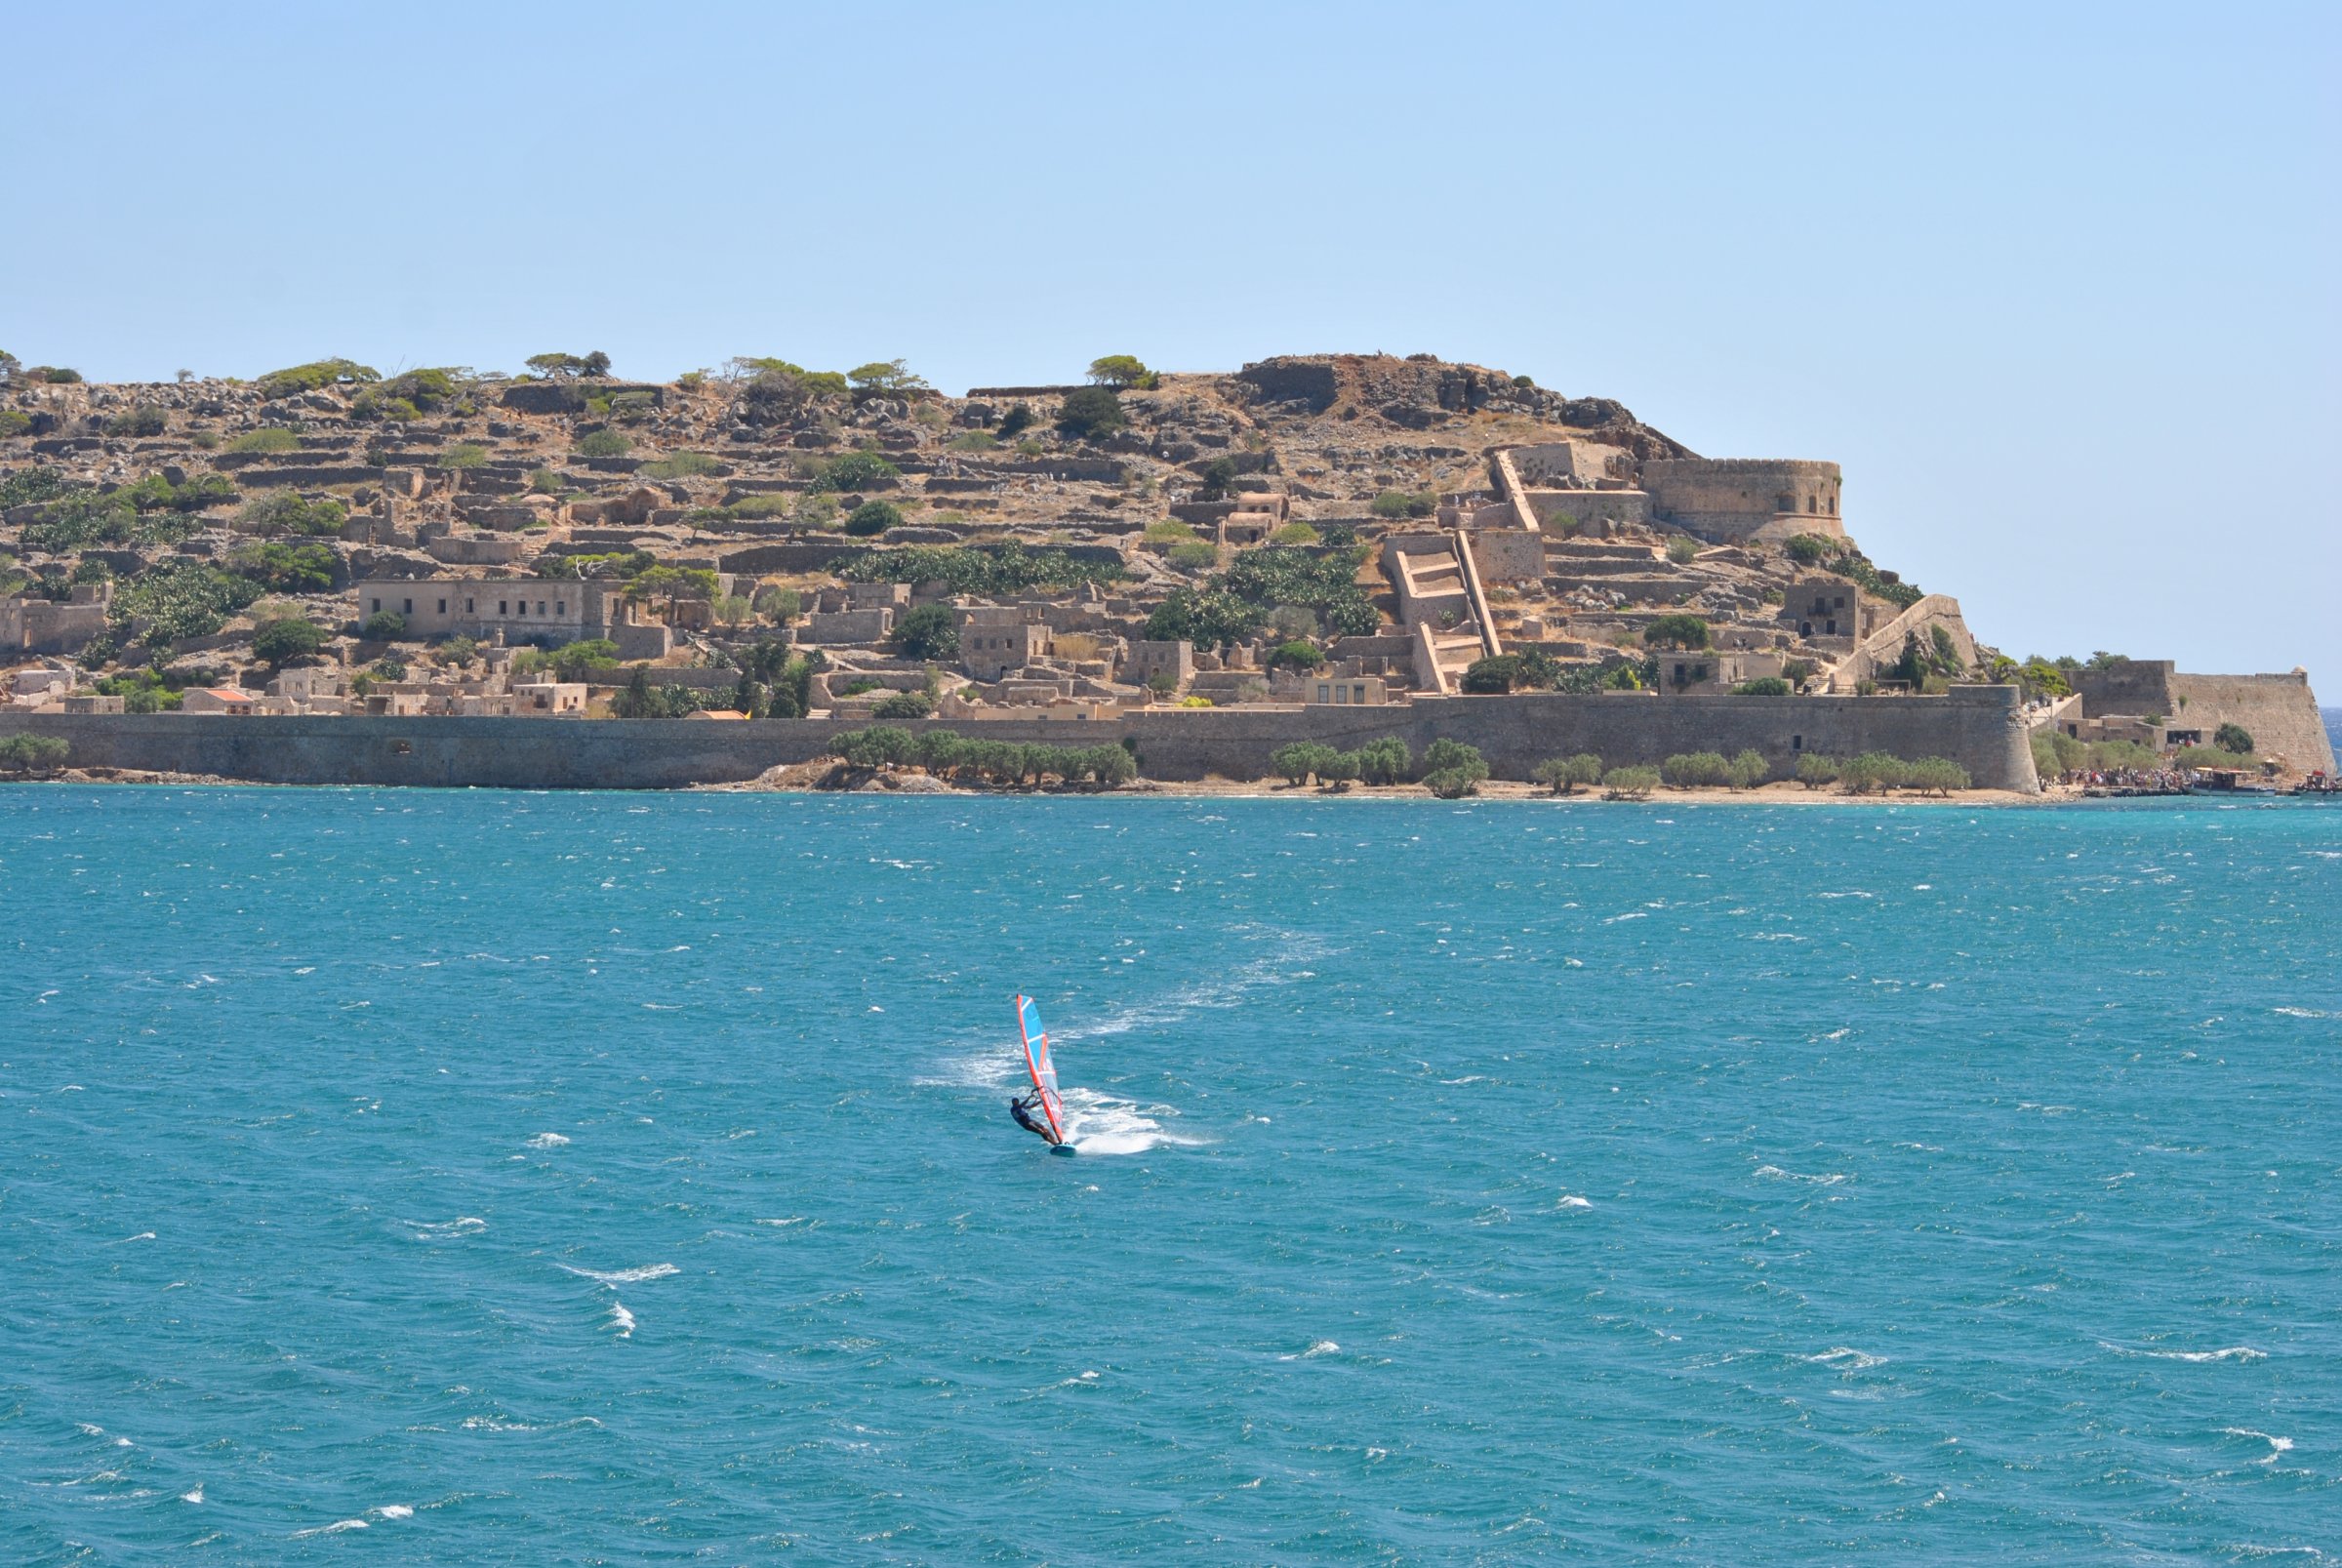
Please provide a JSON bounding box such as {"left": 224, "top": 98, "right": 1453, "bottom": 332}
{"left": 1, "top": 348, "right": 2329, "bottom": 795}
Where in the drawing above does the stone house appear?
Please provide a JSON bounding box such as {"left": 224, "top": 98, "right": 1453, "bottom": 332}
{"left": 958, "top": 606, "right": 1051, "bottom": 681}
{"left": 0, "top": 583, "right": 111, "bottom": 656}
{"left": 353, "top": 577, "right": 670, "bottom": 660}
{"left": 182, "top": 687, "right": 258, "bottom": 715}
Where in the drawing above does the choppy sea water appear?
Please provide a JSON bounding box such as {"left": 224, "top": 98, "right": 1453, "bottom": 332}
{"left": 2, "top": 787, "right": 2337, "bottom": 1565}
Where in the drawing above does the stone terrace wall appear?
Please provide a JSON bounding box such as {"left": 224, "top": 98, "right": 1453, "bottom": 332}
{"left": 1, "top": 687, "right": 2038, "bottom": 791}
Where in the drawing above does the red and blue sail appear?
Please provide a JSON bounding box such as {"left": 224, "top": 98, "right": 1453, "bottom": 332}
{"left": 1015, "top": 994, "right": 1067, "bottom": 1143}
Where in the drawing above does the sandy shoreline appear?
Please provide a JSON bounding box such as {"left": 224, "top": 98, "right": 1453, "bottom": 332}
{"left": 0, "top": 767, "right": 2262, "bottom": 808}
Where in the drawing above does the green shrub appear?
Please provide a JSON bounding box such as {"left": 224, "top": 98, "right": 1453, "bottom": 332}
{"left": 361, "top": 609, "right": 408, "bottom": 639}
{"left": 847, "top": 360, "right": 931, "bottom": 398}
{"left": 844, "top": 500, "right": 904, "bottom": 537}
{"left": 0, "top": 734, "right": 70, "bottom": 773}
{"left": 227, "top": 425, "right": 303, "bottom": 454}
{"left": 1665, "top": 535, "right": 1702, "bottom": 564}
{"left": 1351, "top": 736, "right": 1411, "bottom": 785}
{"left": 104, "top": 407, "right": 169, "bottom": 437}
{"left": 442, "top": 442, "right": 489, "bottom": 468}
{"left": 754, "top": 585, "right": 801, "bottom": 623}
{"left": 1196, "top": 457, "right": 1239, "bottom": 500}
{"left": 2213, "top": 722, "right": 2254, "bottom": 754}
{"left": 2173, "top": 744, "right": 2253, "bottom": 770}
{"left": 1370, "top": 490, "right": 1436, "bottom": 519}
{"left": 230, "top": 542, "right": 337, "bottom": 593}
{"left": 1825, "top": 549, "right": 1922, "bottom": 610}
{"left": 835, "top": 543, "right": 1125, "bottom": 596}
{"left": 1904, "top": 756, "right": 1971, "bottom": 795}
{"left": 947, "top": 429, "right": 998, "bottom": 452}
{"left": 1418, "top": 739, "right": 1488, "bottom": 795}
{"left": 0, "top": 409, "right": 31, "bottom": 437}
{"left": 1661, "top": 751, "right": 1731, "bottom": 788}
{"left": 1145, "top": 586, "right": 1266, "bottom": 650}
{"left": 1268, "top": 639, "right": 1324, "bottom": 671}
{"left": 1056, "top": 385, "right": 1125, "bottom": 439}
{"left": 997, "top": 402, "right": 1036, "bottom": 438}
{"left": 1167, "top": 541, "right": 1218, "bottom": 571}
{"left": 1728, "top": 748, "right": 1769, "bottom": 788}
{"left": 1601, "top": 765, "right": 1659, "bottom": 799}
{"left": 1271, "top": 741, "right": 1341, "bottom": 785}
{"left": 810, "top": 450, "right": 901, "bottom": 494}
{"left": 252, "top": 617, "right": 327, "bottom": 665}
{"left": 1643, "top": 614, "right": 1711, "bottom": 650}
{"left": 1732, "top": 676, "right": 1793, "bottom": 697}
{"left": 872, "top": 689, "right": 935, "bottom": 719}
{"left": 1086, "top": 355, "right": 1153, "bottom": 387}
{"left": 525, "top": 351, "right": 610, "bottom": 379}
{"left": 1271, "top": 521, "right": 1320, "bottom": 546}
{"left": 1423, "top": 764, "right": 1486, "bottom": 799}
{"left": 1461, "top": 655, "right": 1525, "bottom": 694}
{"left": 30, "top": 366, "right": 83, "bottom": 384}
{"left": 1795, "top": 752, "right": 1839, "bottom": 788}
{"left": 1145, "top": 519, "right": 1198, "bottom": 544}
{"left": 1838, "top": 751, "right": 1908, "bottom": 793}
{"left": 1534, "top": 753, "right": 1603, "bottom": 794}
{"left": 107, "top": 562, "right": 264, "bottom": 647}
{"left": 836, "top": 727, "right": 1135, "bottom": 788}
{"left": 575, "top": 429, "right": 632, "bottom": 459}
{"left": 1786, "top": 533, "right": 1839, "bottom": 565}
{"left": 638, "top": 451, "right": 723, "bottom": 480}
{"left": 256, "top": 358, "right": 379, "bottom": 398}
{"left": 891, "top": 604, "right": 960, "bottom": 662}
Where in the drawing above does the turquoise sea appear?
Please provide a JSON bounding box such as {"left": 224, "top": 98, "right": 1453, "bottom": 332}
{"left": 3, "top": 787, "right": 2338, "bottom": 1565}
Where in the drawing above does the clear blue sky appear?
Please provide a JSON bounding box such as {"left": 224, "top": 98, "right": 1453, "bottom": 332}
{"left": 7, "top": 1, "right": 2335, "bottom": 679}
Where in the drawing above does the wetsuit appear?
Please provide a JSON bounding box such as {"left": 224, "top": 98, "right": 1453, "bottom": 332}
{"left": 1009, "top": 1092, "right": 1058, "bottom": 1145}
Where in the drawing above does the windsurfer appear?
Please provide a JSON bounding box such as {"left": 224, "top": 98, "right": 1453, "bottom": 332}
{"left": 1009, "top": 1092, "right": 1060, "bottom": 1146}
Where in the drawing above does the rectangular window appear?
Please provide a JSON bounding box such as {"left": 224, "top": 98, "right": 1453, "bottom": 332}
{"left": 1354, "top": 685, "right": 1367, "bottom": 704}
{"left": 465, "top": 599, "right": 474, "bottom": 614}
{"left": 555, "top": 602, "right": 565, "bottom": 617}
{"left": 437, "top": 599, "right": 447, "bottom": 615}
{"left": 370, "top": 598, "right": 381, "bottom": 613}
{"left": 1317, "top": 683, "right": 1331, "bottom": 703}
{"left": 537, "top": 603, "right": 546, "bottom": 616}
{"left": 403, "top": 599, "right": 413, "bottom": 615}
{"left": 1793, "top": 735, "right": 1803, "bottom": 751}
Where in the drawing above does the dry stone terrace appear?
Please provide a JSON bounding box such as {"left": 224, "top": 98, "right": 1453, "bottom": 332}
{"left": 2, "top": 350, "right": 2328, "bottom": 782}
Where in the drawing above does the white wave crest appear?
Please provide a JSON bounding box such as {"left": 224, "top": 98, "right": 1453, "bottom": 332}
{"left": 181, "top": 1486, "right": 203, "bottom": 1504}
{"left": 1278, "top": 1339, "right": 1342, "bottom": 1361}
{"left": 2223, "top": 1427, "right": 2296, "bottom": 1466}
{"left": 1556, "top": 1195, "right": 1593, "bottom": 1212}
{"left": 1058, "top": 1087, "right": 1205, "bottom": 1156}
{"left": 608, "top": 1302, "right": 635, "bottom": 1338}
{"left": 401, "top": 1217, "right": 487, "bottom": 1239}
{"left": 1803, "top": 1347, "right": 1887, "bottom": 1370}
{"left": 291, "top": 1519, "right": 368, "bottom": 1537}
{"left": 376, "top": 1504, "right": 414, "bottom": 1519}
{"left": 1755, "top": 1165, "right": 1847, "bottom": 1186}
{"left": 558, "top": 1262, "right": 679, "bottom": 1287}
{"left": 2099, "top": 1341, "right": 2265, "bottom": 1363}
{"left": 2272, "top": 1007, "right": 2327, "bottom": 1019}
{"left": 526, "top": 1132, "right": 570, "bottom": 1148}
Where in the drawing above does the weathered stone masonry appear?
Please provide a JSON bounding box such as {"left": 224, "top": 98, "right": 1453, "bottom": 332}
{"left": 1, "top": 686, "right": 2038, "bottom": 791}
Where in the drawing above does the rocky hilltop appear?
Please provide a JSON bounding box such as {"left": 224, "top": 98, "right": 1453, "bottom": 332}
{"left": 2, "top": 347, "right": 2328, "bottom": 780}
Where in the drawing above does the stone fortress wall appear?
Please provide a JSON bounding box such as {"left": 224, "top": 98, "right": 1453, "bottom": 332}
{"left": 2072, "top": 662, "right": 2335, "bottom": 772}
{"left": 0, "top": 685, "right": 2039, "bottom": 791}
{"left": 1638, "top": 459, "right": 1845, "bottom": 543}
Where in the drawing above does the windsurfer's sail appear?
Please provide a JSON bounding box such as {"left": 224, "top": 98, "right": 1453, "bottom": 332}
{"left": 1015, "top": 994, "right": 1067, "bottom": 1144}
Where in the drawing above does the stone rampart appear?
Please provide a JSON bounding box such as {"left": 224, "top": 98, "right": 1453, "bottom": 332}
{"left": 1641, "top": 458, "right": 1842, "bottom": 542}
{"left": 0, "top": 686, "right": 2038, "bottom": 791}
{"left": 2167, "top": 672, "right": 2334, "bottom": 771}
